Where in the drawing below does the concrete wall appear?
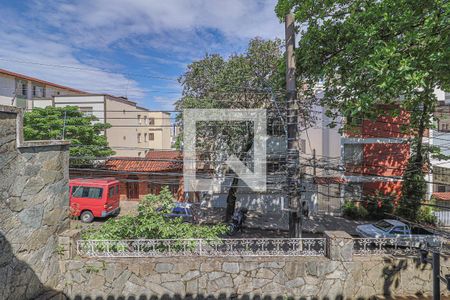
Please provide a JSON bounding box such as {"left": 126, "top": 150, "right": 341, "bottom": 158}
{"left": 61, "top": 252, "right": 450, "bottom": 299}
{"left": 0, "top": 105, "right": 70, "bottom": 299}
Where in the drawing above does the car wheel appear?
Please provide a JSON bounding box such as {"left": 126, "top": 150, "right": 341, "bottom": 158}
{"left": 112, "top": 208, "right": 121, "bottom": 217}
{"left": 80, "top": 211, "right": 94, "bottom": 223}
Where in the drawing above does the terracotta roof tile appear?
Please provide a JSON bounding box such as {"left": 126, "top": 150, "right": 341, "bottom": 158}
{"left": 432, "top": 192, "right": 450, "bottom": 201}
{"left": 105, "top": 151, "right": 182, "bottom": 172}
{"left": 145, "top": 150, "right": 182, "bottom": 159}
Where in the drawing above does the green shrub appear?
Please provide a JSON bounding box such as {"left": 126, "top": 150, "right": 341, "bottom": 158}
{"left": 343, "top": 201, "right": 368, "bottom": 219}
{"left": 416, "top": 205, "right": 437, "bottom": 225}
{"left": 82, "top": 186, "right": 228, "bottom": 240}
{"left": 364, "top": 193, "right": 394, "bottom": 219}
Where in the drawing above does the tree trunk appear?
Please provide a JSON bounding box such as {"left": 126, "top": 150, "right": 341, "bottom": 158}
{"left": 225, "top": 138, "right": 254, "bottom": 222}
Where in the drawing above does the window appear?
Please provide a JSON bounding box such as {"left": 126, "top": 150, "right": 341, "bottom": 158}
{"left": 144, "top": 133, "right": 148, "bottom": 142}
{"left": 138, "top": 152, "right": 141, "bottom": 157}
{"left": 148, "top": 133, "right": 154, "bottom": 140}
{"left": 123, "top": 136, "right": 126, "bottom": 140}
{"left": 115, "top": 185, "right": 119, "bottom": 194}
{"left": 17, "top": 81, "right": 27, "bottom": 96}
{"left": 344, "top": 144, "right": 363, "bottom": 165}
{"left": 390, "top": 226, "right": 405, "bottom": 235}
{"left": 137, "top": 133, "right": 142, "bottom": 143}
{"left": 109, "top": 186, "right": 115, "bottom": 197}
{"left": 148, "top": 118, "right": 155, "bottom": 125}
{"left": 138, "top": 115, "right": 141, "bottom": 124}
{"left": 79, "top": 107, "right": 93, "bottom": 116}
{"left": 438, "top": 185, "right": 446, "bottom": 192}
{"left": 32, "top": 85, "right": 44, "bottom": 98}
{"left": 42, "top": 87, "right": 46, "bottom": 98}
{"left": 71, "top": 186, "right": 103, "bottom": 199}
{"left": 299, "top": 139, "right": 306, "bottom": 153}
{"left": 144, "top": 116, "right": 148, "bottom": 125}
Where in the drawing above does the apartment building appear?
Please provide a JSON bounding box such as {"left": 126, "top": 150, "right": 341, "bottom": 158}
{"left": 429, "top": 89, "right": 450, "bottom": 195}
{"left": 0, "top": 68, "right": 172, "bottom": 157}
{"left": 53, "top": 94, "right": 172, "bottom": 157}
{"left": 0, "top": 68, "right": 84, "bottom": 109}
{"left": 303, "top": 87, "right": 411, "bottom": 214}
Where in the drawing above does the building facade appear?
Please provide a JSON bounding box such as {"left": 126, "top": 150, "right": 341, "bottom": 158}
{"left": 304, "top": 101, "right": 411, "bottom": 215}
{"left": 0, "top": 68, "right": 84, "bottom": 109}
{"left": 52, "top": 94, "right": 172, "bottom": 157}
{"left": 0, "top": 68, "right": 172, "bottom": 157}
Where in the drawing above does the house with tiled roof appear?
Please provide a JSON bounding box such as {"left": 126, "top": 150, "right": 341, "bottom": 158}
{"left": 71, "top": 150, "right": 185, "bottom": 201}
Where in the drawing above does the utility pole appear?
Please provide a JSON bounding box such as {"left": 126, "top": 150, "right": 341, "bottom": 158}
{"left": 313, "top": 149, "right": 317, "bottom": 177}
{"left": 285, "top": 13, "right": 301, "bottom": 238}
{"left": 433, "top": 251, "right": 440, "bottom": 300}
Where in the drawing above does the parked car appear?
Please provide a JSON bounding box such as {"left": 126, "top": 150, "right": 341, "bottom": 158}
{"left": 159, "top": 202, "right": 195, "bottom": 223}
{"left": 70, "top": 178, "right": 121, "bottom": 223}
{"left": 356, "top": 219, "right": 440, "bottom": 248}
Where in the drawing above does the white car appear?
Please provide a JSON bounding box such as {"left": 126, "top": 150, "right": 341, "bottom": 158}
{"left": 356, "top": 219, "right": 440, "bottom": 248}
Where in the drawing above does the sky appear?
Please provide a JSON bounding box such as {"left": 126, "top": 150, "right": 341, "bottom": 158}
{"left": 0, "top": 0, "right": 283, "bottom": 111}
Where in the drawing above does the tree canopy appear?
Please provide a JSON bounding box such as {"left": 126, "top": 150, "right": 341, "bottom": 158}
{"left": 276, "top": 0, "right": 449, "bottom": 221}
{"left": 176, "top": 38, "right": 286, "bottom": 219}
{"left": 24, "top": 106, "right": 114, "bottom": 165}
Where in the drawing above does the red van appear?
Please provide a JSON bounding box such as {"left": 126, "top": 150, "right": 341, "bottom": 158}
{"left": 69, "top": 178, "right": 121, "bottom": 223}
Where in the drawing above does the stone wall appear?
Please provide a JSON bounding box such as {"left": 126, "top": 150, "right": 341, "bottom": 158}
{"left": 0, "top": 105, "right": 70, "bottom": 299}
{"left": 61, "top": 255, "right": 450, "bottom": 299}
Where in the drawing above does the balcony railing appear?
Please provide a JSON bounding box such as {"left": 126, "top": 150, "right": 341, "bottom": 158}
{"left": 77, "top": 238, "right": 326, "bottom": 258}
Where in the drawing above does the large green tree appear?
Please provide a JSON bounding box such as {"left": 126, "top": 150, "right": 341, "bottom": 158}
{"left": 24, "top": 106, "right": 114, "bottom": 166}
{"left": 176, "top": 38, "right": 286, "bottom": 220}
{"left": 276, "top": 0, "right": 449, "bottom": 221}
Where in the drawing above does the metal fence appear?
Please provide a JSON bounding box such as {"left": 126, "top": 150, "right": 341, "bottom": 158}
{"left": 353, "top": 237, "right": 443, "bottom": 256}
{"left": 77, "top": 238, "right": 326, "bottom": 257}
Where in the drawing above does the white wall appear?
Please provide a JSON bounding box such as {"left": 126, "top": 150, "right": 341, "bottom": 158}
{"left": 54, "top": 95, "right": 105, "bottom": 124}
{"left": 0, "top": 75, "right": 16, "bottom": 106}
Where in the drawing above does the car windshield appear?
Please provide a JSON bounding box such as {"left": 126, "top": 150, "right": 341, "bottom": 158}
{"left": 374, "top": 220, "right": 394, "bottom": 232}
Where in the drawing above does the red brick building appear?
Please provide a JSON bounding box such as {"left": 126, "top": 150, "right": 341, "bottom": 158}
{"left": 342, "top": 109, "right": 410, "bottom": 202}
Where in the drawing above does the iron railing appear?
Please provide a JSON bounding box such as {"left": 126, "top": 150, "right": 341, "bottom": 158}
{"left": 76, "top": 238, "right": 326, "bottom": 257}
{"left": 353, "top": 237, "right": 443, "bottom": 256}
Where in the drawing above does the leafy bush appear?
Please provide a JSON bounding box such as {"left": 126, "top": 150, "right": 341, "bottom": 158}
{"left": 416, "top": 205, "right": 437, "bottom": 226}
{"left": 343, "top": 200, "right": 368, "bottom": 220}
{"left": 364, "top": 193, "right": 394, "bottom": 219}
{"left": 82, "top": 186, "right": 228, "bottom": 240}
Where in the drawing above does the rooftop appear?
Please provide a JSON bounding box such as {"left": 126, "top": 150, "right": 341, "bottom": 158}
{"left": 432, "top": 192, "right": 450, "bottom": 201}
{"left": 105, "top": 151, "right": 182, "bottom": 172}
{"left": 0, "top": 68, "right": 85, "bottom": 94}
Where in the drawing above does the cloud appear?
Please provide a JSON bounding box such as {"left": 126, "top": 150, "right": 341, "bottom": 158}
{"left": 34, "top": 0, "right": 283, "bottom": 58}
{"left": 0, "top": 5, "right": 146, "bottom": 99}
{"left": 0, "top": 0, "right": 283, "bottom": 109}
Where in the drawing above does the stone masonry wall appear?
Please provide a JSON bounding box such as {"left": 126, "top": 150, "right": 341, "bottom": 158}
{"left": 61, "top": 255, "right": 450, "bottom": 299}
{"left": 0, "top": 105, "right": 70, "bottom": 299}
